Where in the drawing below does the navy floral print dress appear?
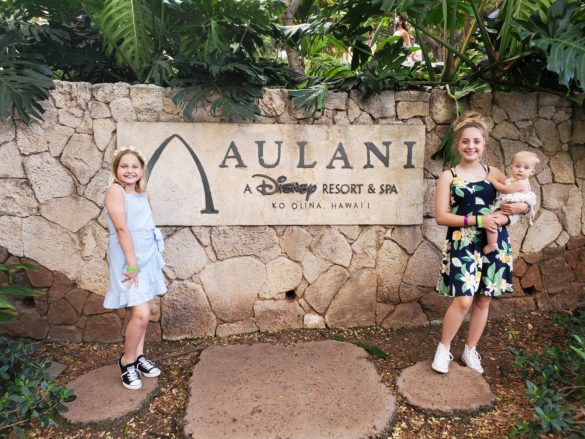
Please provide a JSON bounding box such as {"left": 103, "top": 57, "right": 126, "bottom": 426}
{"left": 436, "top": 168, "right": 513, "bottom": 297}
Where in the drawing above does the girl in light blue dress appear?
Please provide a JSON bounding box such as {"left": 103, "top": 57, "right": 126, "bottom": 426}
{"left": 104, "top": 146, "right": 167, "bottom": 390}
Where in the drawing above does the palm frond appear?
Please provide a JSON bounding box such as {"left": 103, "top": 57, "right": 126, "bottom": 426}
{"left": 0, "top": 56, "right": 54, "bottom": 123}
{"left": 498, "top": 0, "right": 553, "bottom": 55}
{"left": 289, "top": 82, "right": 328, "bottom": 112}
{"left": 91, "top": 0, "right": 156, "bottom": 76}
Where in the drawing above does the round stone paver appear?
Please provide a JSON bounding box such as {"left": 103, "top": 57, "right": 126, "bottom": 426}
{"left": 397, "top": 361, "right": 494, "bottom": 413}
{"left": 62, "top": 365, "right": 158, "bottom": 424}
{"left": 184, "top": 340, "right": 396, "bottom": 439}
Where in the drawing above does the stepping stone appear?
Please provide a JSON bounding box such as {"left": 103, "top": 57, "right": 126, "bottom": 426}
{"left": 397, "top": 361, "right": 494, "bottom": 413}
{"left": 184, "top": 340, "right": 395, "bottom": 439}
{"left": 62, "top": 365, "right": 158, "bottom": 424}
{"left": 46, "top": 361, "right": 68, "bottom": 379}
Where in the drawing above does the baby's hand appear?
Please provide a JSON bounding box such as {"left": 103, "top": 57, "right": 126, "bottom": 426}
{"left": 487, "top": 174, "right": 497, "bottom": 185}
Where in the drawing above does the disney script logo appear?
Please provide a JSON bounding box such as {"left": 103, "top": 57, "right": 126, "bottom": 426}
{"left": 252, "top": 174, "right": 317, "bottom": 201}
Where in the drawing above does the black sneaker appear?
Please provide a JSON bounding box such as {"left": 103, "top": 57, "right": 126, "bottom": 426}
{"left": 119, "top": 356, "right": 142, "bottom": 390}
{"left": 135, "top": 354, "right": 161, "bottom": 378}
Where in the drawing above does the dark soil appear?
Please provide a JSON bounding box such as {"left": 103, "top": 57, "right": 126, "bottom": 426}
{"left": 28, "top": 310, "right": 570, "bottom": 439}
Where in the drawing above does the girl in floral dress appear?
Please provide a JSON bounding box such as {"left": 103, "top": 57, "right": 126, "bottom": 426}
{"left": 432, "top": 112, "right": 529, "bottom": 374}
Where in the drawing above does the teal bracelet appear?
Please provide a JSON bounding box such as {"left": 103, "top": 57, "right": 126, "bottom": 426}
{"left": 125, "top": 266, "right": 139, "bottom": 273}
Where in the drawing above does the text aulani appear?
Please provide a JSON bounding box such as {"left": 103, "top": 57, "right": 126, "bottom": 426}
{"left": 219, "top": 140, "right": 416, "bottom": 169}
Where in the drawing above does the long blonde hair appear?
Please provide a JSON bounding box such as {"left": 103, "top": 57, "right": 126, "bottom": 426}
{"left": 111, "top": 147, "right": 147, "bottom": 193}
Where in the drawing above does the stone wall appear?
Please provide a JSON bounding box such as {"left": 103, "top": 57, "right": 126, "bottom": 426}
{"left": 0, "top": 81, "right": 584, "bottom": 342}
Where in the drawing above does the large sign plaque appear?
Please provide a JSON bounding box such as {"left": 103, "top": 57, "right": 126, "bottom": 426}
{"left": 118, "top": 123, "right": 425, "bottom": 225}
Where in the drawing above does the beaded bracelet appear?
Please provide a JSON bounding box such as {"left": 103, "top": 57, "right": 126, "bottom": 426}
{"left": 463, "top": 216, "right": 469, "bottom": 226}
{"left": 125, "top": 266, "right": 139, "bottom": 273}
{"left": 476, "top": 215, "right": 484, "bottom": 228}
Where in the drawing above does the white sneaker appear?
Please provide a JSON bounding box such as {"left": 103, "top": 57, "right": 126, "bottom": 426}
{"left": 462, "top": 345, "right": 484, "bottom": 374}
{"left": 431, "top": 343, "right": 453, "bottom": 373}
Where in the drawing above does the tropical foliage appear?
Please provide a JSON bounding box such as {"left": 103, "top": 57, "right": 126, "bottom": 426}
{"left": 283, "top": 0, "right": 585, "bottom": 112}
{"left": 509, "top": 309, "right": 585, "bottom": 437}
{"left": 0, "top": 12, "right": 57, "bottom": 123}
{"left": 0, "top": 0, "right": 583, "bottom": 123}
{"left": 0, "top": 337, "right": 76, "bottom": 436}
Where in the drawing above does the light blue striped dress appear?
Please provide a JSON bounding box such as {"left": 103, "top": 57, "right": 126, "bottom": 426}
{"left": 103, "top": 190, "right": 167, "bottom": 309}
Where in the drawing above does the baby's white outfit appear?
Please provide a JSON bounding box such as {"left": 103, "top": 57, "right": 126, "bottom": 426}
{"left": 495, "top": 178, "right": 537, "bottom": 225}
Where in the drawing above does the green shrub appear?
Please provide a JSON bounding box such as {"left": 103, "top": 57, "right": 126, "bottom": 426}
{"left": 509, "top": 309, "right": 585, "bottom": 438}
{"left": 0, "top": 337, "right": 76, "bottom": 436}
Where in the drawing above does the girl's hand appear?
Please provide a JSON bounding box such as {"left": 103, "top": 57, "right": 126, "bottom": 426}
{"left": 122, "top": 268, "right": 140, "bottom": 288}
{"left": 500, "top": 202, "right": 529, "bottom": 216}
{"left": 492, "top": 211, "right": 509, "bottom": 226}
{"left": 481, "top": 214, "right": 500, "bottom": 232}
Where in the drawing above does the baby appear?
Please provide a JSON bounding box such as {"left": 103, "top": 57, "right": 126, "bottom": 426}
{"left": 485, "top": 151, "right": 539, "bottom": 254}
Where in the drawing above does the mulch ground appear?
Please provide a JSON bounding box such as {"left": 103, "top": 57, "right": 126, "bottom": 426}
{"left": 27, "top": 310, "right": 570, "bottom": 439}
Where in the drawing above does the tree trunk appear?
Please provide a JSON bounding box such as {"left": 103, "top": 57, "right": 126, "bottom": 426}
{"left": 282, "top": 0, "right": 304, "bottom": 78}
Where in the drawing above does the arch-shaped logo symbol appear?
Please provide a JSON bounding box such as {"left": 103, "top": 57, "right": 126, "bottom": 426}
{"left": 145, "top": 134, "right": 219, "bottom": 214}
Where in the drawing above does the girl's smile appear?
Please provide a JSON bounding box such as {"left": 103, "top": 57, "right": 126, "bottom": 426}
{"left": 116, "top": 154, "right": 144, "bottom": 189}
{"left": 458, "top": 127, "right": 486, "bottom": 161}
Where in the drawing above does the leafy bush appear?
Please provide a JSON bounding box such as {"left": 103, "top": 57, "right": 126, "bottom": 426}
{"left": 0, "top": 337, "right": 76, "bottom": 436}
{"left": 509, "top": 309, "right": 585, "bottom": 438}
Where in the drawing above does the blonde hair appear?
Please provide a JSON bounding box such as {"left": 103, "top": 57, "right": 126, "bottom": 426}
{"left": 111, "top": 147, "right": 147, "bottom": 193}
{"left": 453, "top": 111, "right": 490, "bottom": 145}
{"left": 512, "top": 150, "right": 540, "bottom": 170}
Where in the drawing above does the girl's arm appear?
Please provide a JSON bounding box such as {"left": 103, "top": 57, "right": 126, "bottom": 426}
{"left": 104, "top": 185, "right": 139, "bottom": 285}
{"left": 435, "top": 171, "right": 499, "bottom": 232}
{"left": 435, "top": 171, "right": 461, "bottom": 227}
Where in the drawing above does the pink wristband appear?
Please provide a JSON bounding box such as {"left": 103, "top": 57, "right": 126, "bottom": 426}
{"left": 463, "top": 215, "right": 468, "bottom": 226}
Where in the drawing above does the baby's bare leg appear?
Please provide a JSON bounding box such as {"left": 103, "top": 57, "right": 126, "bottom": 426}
{"left": 483, "top": 211, "right": 509, "bottom": 254}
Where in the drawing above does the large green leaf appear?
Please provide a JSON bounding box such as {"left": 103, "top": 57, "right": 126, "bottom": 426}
{"left": 0, "top": 309, "right": 17, "bottom": 322}
{"left": 90, "top": 0, "right": 157, "bottom": 76}
{"left": 0, "top": 297, "right": 16, "bottom": 309}
{"left": 536, "top": 27, "right": 585, "bottom": 91}
{"left": 524, "top": 0, "right": 585, "bottom": 92}
{"left": 173, "top": 53, "right": 295, "bottom": 122}
{"left": 0, "top": 56, "right": 53, "bottom": 123}
{"left": 0, "top": 12, "right": 56, "bottom": 123}
{"left": 497, "top": 0, "right": 552, "bottom": 56}
{"left": 0, "top": 262, "right": 45, "bottom": 323}
{"left": 0, "top": 285, "right": 45, "bottom": 297}
{"left": 290, "top": 82, "right": 328, "bottom": 111}
{"left": 173, "top": 0, "right": 274, "bottom": 62}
